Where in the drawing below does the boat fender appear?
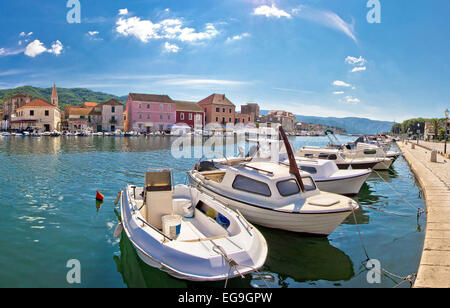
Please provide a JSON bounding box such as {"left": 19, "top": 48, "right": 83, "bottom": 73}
{"left": 114, "top": 222, "right": 123, "bottom": 239}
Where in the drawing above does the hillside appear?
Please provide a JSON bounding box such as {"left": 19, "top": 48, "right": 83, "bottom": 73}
{"left": 260, "top": 110, "right": 395, "bottom": 135}
{"left": 0, "top": 86, "right": 127, "bottom": 110}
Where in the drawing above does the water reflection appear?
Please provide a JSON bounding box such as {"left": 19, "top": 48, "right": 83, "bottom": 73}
{"left": 260, "top": 228, "right": 354, "bottom": 285}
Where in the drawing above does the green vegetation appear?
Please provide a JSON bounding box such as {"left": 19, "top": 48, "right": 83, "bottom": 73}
{"left": 392, "top": 117, "right": 446, "bottom": 138}
{"left": 0, "top": 86, "right": 127, "bottom": 110}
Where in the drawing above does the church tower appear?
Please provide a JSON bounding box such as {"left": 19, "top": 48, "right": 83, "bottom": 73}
{"left": 51, "top": 82, "right": 58, "bottom": 107}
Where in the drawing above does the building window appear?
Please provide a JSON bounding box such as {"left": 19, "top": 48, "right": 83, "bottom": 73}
{"left": 229, "top": 118, "right": 231, "bottom": 122}
{"left": 180, "top": 113, "right": 185, "bottom": 120}
{"left": 160, "top": 115, "right": 163, "bottom": 120}
{"left": 189, "top": 113, "right": 193, "bottom": 120}
{"left": 168, "top": 114, "right": 171, "bottom": 120}
{"left": 160, "top": 104, "right": 163, "bottom": 111}
{"left": 112, "top": 107, "right": 115, "bottom": 113}
{"left": 216, "top": 117, "right": 219, "bottom": 122}
{"left": 229, "top": 109, "right": 232, "bottom": 113}
{"left": 147, "top": 114, "right": 150, "bottom": 119}
{"left": 168, "top": 105, "right": 171, "bottom": 112}
{"left": 139, "top": 104, "right": 142, "bottom": 109}
{"left": 45, "top": 110, "right": 49, "bottom": 116}
{"left": 139, "top": 114, "right": 142, "bottom": 119}
{"left": 30, "top": 110, "right": 34, "bottom": 116}
{"left": 216, "top": 107, "right": 220, "bottom": 112}
{"left": 223, "top": 108, "right": 225, "bottom": 113}
{"left": 147, "top": 104, "right": 150, "bottom": 109}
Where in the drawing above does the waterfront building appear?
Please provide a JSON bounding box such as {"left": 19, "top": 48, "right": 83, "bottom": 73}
{"left": 11, "top": 98, "right": 61, "bottom": 132}
{"left": 64, "top": 106, "right": 101, "bottom": 132}
{"left": 259, "top": 110, "right": 297, "bottom": 132}
{"left": 240, "top": 103, "right": 260, "bottom": 118}
{"left": 234, "top": 112, "right": 256, "bottom": 126}
{"left": 174, "top": 100, "right": 204, "bottom": 129}
{"left": 124, "top": 93, "right": 176, "bottom": 133}
{"left": 198, "top": 94, "right": 236, "bottom": 126}
{"left": 100, "top": 99, "right": 124, "bottom": 132}
{"left": 3, "top": 93, "right": 32, "bottom": 123}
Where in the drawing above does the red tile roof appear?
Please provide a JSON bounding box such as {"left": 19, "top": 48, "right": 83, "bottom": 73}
{"left": 174, "top": 100, "right": 204, "bottom": 112}
{"left": 100, "top": 99, "right": 123, "bottom": 106}
{"left": 17, "top": 98, "right": 56, "bottom": 109}
{"left": 83, "top": 102, "right": 98, "bottom": 107}
{"left": 129, "top": 93, "right": 173, "bottom": 103}
{"left": 198, "top": 94, "right": 235, "bottom": 107}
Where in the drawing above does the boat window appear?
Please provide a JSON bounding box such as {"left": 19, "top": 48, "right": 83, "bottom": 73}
{"left": 303, "top": 177, "right": 317, "bottom": 191}
{"left": 328, "top": 154, "right": 337, "bottom": 160}
{"left": 318, "top": 153, "right": 329, "bottom": 159}
{"left": 277, "top": 180, "right": 300, "bottom": 197}
{"left": 232, "top": 175, "right": 271, "bottom": 197}
{"left": 299, "top": 166, "right": 317, "bottom": 174}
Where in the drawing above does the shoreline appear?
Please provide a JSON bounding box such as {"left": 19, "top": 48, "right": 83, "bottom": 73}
{"left": 397, "top": 141, "right": 450, "bottom": 288}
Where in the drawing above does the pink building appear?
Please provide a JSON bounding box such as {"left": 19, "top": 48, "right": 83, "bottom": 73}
{"left": 124, "top": 93, "right": 176, "bottom": 133}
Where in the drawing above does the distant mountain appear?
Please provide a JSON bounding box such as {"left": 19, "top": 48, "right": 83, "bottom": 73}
{"left": 260, "top": 110, "right": 396, "bottom": 135}
{"left": 0, "top": 86, "right": 127, "bottom": 110}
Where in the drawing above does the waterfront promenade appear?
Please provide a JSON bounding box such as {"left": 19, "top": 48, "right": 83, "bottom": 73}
{"left": 397, "top": 141, "right": 450, "bottom": 288}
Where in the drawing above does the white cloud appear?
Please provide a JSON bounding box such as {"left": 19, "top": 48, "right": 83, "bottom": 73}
{"left": 292, "top": 5, "right": 356, "bottom": 42}
{"left": 119, "top": 8, "right": 129, "bottom": 16}
{"left": 48, "top": 40, "right": 63, "bottom": 55}
{"left": 88, "top": 31, "right": 99, "bottom": 36}
{"left": 226, "top": 32, "right": 250, "bottom": 43}
{"left": 24, "top": 40, "right": 48, "bottom": 57}
{"left": 343, "top": 96, "right": 360, "bottom": 104}
{"left": 19, "top": 32, "right": 26, "bottom": 37}
{"left": 332, "top": 80, "right": 351, "bottom": 87}
{"left": 116, "top": 15, "right": 219, "bottom": 44}
{"left": 0, "top": 47, "right": 24, "bottom": 56}
{"left": 345, "top": 56, "right": 366, "bottom": 66}
{"left": 24, "top": 39, "right": 63, "bottom": 57}
{"left": 351, "top": 66, "right": 366, "bottom": 73}
{"left": 254, "top": 4, "right": 292, "bottom": 19}
{"left": 164, "top": 42, "right": 180, "bottom": 53}
{"left": 333, "top": 91, "right": 344, "bottom": 95}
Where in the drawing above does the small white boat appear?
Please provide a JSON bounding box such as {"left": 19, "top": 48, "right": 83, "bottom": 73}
{"left": 288, "top": 158, "right": 371, "bottom": 196}
{"left": 296, "top": 146, "right": 393, "bottom": 170}
{"left": 119, "top": 169, "right": 268, "bottom": 282}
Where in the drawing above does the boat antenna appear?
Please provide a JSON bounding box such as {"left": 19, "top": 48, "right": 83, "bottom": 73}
{"left": 279, "top": 126, "right": 305, "bottom": 192}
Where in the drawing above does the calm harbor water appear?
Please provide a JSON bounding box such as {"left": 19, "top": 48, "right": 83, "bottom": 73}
{"left": 0, "top": 135, "right": 426, "bottom": 288}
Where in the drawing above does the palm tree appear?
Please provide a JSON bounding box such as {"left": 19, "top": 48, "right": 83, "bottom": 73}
{"left": 430, "top": 118, "right": 440, "bottom": 140}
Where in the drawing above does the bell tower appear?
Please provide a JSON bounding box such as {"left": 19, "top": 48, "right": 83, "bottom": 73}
{"left": 51, "top": 82, "right": 58, "bottom": 107}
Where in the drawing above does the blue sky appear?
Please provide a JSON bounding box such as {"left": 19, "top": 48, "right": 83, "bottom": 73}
{"left": 0, "top": 0, "right": 449, "bottom": 122}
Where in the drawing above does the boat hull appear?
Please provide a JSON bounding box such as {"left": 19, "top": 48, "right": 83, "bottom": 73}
{"left": 189, "top": 177, "right": 353, "bottom": 236}
{"left": 336, "top": 162, "right": 378, "bottom": 170}
{"left": 315, "top": 172, "right": 370, "bottom": 196}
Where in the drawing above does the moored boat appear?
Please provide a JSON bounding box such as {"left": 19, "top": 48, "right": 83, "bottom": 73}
{"left": 119, "top": 169, "right": 268, "bottom": 282}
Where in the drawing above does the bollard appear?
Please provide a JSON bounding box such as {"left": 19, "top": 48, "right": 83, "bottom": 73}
{"left": 411, "top": 143, "right": 415, "bottom": 149}
{"left": 430, "top": 150, "right": 437, "bottom": 163}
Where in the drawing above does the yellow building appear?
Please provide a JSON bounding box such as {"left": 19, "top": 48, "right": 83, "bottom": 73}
{"left": 11, "top": 98, "right": 61, "bottom": 132}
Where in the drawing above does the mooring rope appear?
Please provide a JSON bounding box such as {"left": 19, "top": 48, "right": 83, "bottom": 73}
{"left": 211, "top": 241, "right": 271, "bottom": 289}
{"left": 372, "top": 169, "right": 426, "bottom": 217}
{"left": 350, "top": 206, "right": 417, "bottom": 288}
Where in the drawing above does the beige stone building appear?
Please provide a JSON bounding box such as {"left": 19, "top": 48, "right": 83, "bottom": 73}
{"left": 259, "top": 110, "right": 297, "bottom": 132}
{"left": 3, "top": 93, "right": 32, "bottom": 122}
{"left": 100, "top": 99, "right": 124, "bottom": 132}
{"left": 11, "top": 98, "right": 61, "bottom": 132}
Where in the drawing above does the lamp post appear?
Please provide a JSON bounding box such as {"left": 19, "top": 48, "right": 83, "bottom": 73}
{"left": 445, "top": 109, "right": 449, "bottom": 154}
{"left": 417, "top": 123, "right": 420, "bottom": 145}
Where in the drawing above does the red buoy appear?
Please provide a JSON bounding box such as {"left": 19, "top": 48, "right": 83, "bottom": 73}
{"left": 96, "top": 191, "right": 104, "bottom": 201}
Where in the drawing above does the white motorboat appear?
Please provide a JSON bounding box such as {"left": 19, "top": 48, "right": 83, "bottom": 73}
{"left": 355, "top": 142, "right": 401, "bottom": 162}
{"left": 189, "top": 161, "right": 359, "bottom": 236}
{"left": 288, "top": 158, "right": 371, "bottom": 196}
{"left": 296, "top": 146, "right": 394, "bottom": 170}
{"left": 119, "top": 169, "right": 268, "bottom": 282}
